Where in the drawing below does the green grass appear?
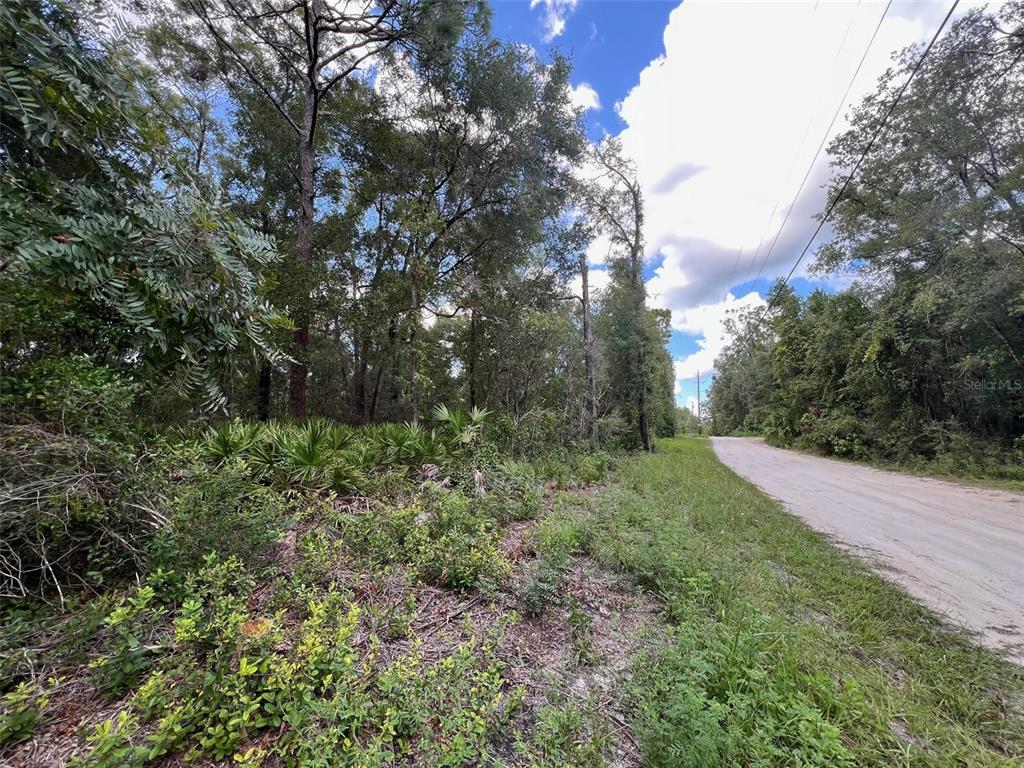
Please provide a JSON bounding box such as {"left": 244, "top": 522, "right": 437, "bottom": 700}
{"left": 563, "top": 437, "right": 1024, "bottom": 767}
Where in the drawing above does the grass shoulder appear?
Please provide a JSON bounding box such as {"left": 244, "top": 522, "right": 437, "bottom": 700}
{"left": 566, "top": 437, "right": 1024, "bottom": 767}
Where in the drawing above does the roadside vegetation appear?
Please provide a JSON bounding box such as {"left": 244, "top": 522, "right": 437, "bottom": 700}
{"left": 5, "top": 424, "right": 1023, "bottom": 766}
{"left": 708, "top": 3, "right": 1024, "bottom": 484}
{"left": 0, "top": 400, "right": 631, "bottom": 766}
{"left": 542, "top": 438, "right": 1024, "bottom": 767}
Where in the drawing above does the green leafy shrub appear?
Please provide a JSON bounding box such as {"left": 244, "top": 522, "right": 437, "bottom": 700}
{"left": 75, "top": 552, "right": 513, "bottom": 767}
{"left": 339, "top": 503, "right": 421, "bottom": 568}
{"left": 517, "top": 512, "right": 586, "bottom": 615}
{"left": 0, "top": 356, "right": 140, "bottom": 441}
{"left": 795, "top": 411, "right": 869, "bottom": 459}
{"left": 89, "top": 585, "right": 165, "bottom": 696}
{"left": 338, "top": 489, "right": 510, "bottom": 593}
{"left": 0, "top": 680, "right": 51, "bottom": 746}
{"left": 149, "top": 464, "right": 287, "bottom": 572}
{"left": 413, "top": 490, "right": 509, "bottom": 593}
{"left": 486, "top": 410, "right": 567, "bottom": 457}
{"left": 0, "top": 1, "right": 284, "bottom": 410}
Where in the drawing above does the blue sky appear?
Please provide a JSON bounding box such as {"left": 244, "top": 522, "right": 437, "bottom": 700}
{"left": 486, "top": 1, "right": 977, "bottom": 414}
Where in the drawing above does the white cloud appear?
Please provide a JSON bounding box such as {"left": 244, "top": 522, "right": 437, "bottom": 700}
{"left": 619, "top": 6, "right": 986, "bottom": 316}
{"left": 530, "top": 0, "right": 580, "bottom": 42}
{"left": 667, "top": 291, "right": 765, "bottom": 381}
{"left": 605, "top": 1, "right": 990, "bottom": 380}
{"left": 618, "top": 2, "right": 934, "bottom": 297}
{"left": 585, "top": 232, "right": 612, "bottom": 265}
{"left": 568, "top": 81, "right": 601, "bottom": 112}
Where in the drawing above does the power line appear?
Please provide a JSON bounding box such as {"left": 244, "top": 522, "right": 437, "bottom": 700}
{"left": 733, "top": 1, "right": 867, "bottom": 298}
{"left": 740, "top": 0, "right": 960, "bottom": 349}
{"left": 723, "top": 245, "right": 745, "bottom": 302}
{"left": 748, "top": 0, "right": 893, "bottom": 288}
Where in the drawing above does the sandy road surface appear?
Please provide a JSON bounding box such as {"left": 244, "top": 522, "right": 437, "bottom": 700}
{"left": 711, "top": 437, "right": 1024, "bottom": 661}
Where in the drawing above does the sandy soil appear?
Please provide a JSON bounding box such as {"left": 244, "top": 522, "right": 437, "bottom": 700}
{"left": 711, "top": 437, "right": 1024, "bottom": 662}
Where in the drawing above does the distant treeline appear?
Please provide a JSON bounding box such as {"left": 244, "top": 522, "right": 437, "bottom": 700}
{"left": 709, "top": 2, "right": 1024, "bottom": 478}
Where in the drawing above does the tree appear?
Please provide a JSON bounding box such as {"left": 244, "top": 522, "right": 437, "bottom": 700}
{"left": 0, "top": 0, "right": 282, "bottom": 409}
{"left": 586, "top": 138, "right": 654, "bottom": 450}
{"left": 159, "top": 0, "right": 478, "bottom": 417}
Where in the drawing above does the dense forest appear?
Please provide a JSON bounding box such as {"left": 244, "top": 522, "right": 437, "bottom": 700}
{"left": 708, "top": 2, "right": 1024, "bottom": 480}
{"left": 1, "top": 0, "right": 677, "bottom": 447}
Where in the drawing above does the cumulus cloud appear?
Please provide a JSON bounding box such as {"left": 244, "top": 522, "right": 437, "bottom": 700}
{"left": 530, "top": 0, "right": 580, "bottom": 42}
{"left": 568, "top": 81, "right": 601, "bottom": 112}
{"left": 616, "top": 1, "right": 936, "bottom": 300}
{"left": 593, "top": 1, "right": 994, "bottom": 406}
{"left": 669, "top": 291, "right": 765, "bottom": 378}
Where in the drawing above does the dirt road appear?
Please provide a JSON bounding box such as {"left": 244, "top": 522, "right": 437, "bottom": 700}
{"left": 711, "top": 437, "right": 1024, "bottom": 661}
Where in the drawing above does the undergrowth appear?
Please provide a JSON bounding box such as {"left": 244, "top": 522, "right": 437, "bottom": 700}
{"left": 556, "top": 437, "right": 1024, "bottom": 767}
{"left": 0, "top": 410, "right": 616, "bottom": 766}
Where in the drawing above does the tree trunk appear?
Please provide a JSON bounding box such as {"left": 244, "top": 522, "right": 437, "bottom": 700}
{"left": 288, "top": 60, "right": 318, "bottom": 420}
{"left": 469, "top": 307, "right": 478, "bottom": 409}
{"left": 409, "top": 250, "right": 420, "bottom": 424}
{"left": 257, "top": 363, "right": 272, "bottom": 422}
{"left": 580, "top": 255, "right": 598, "bottom": 444}
{"left": 630, "top": 226, "right": 652, "bottom": 452}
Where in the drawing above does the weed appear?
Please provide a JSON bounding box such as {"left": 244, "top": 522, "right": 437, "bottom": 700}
{"left": 515, "top": 700, "right": 612, "bottom": 767}
{"left": 89, "top": 584, "right": 164, "bottom": 696}
{"left": 149, "top": 464, "right": 287, "bottom": 572}
{"left": 567, "top": 601, "right": 599, "bottom": 666}
{"left": 0, "top": 680, "right": 52, "bottom": 746}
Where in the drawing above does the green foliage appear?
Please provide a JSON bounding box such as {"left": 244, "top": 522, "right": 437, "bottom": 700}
{"left": 515, "top": 700, "right": 612, "bottom": 767}
{"left": 69, "top": 551, "right": 514, "bottom": 767}
{"left": 88, "top": 585, "right": 164, "bottom": 696}
{"left": 0, "top": 356, "right": 140, "bottom": 440}
{"left": 413, "top": 489, "right": 509, "bottom": 593}
{"left": 517, "top": 508, "right": 587, "bottom": 616}
{"left": 149, "top": 463, "right": 288, "bottom": 572}
{"left": 567, "top": 600, "right": 598, "bottom": 666}
{"left": 0, "top": 680, "right": 51, "bottom": 746}
{"left": 632, "top": 619, "right": 849, "bottom": 767}
{"left": 0, "top": 0, "right": 283, "bottom": 410}
{"left": 338, "top": 488, "right": 510, "bottom": 594}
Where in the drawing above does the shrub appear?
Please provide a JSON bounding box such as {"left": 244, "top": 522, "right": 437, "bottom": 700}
{"left": 414, "top": 493, "right": 510, "bottom": 593}
{"left": 795, "top": 411, "right": 869, "bottom": 459}
{"left": 0, "top": 424, "right": 156, "bottom": 600}
{"left": 0, "top": 356, "right": 140, "bottom": 441}
{"left": 149, "top": 463, "right": 288, "bottom": 573}
{"left": 0, "top": 681, "right": 51, "bottom": 747}
{"left": 516, "top": 512, "right": 586, "bottom": 615}
{"left": 486, "top": 410, "right": 567, "bottom": 457}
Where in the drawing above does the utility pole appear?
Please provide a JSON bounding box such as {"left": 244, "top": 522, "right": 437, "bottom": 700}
{"left": 696, "top": 370, "right": 702, "bottom": 436}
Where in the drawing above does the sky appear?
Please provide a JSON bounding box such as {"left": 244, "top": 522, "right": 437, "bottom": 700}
{"left": 488, "top": 0, "right": 983, "bottom": 415}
